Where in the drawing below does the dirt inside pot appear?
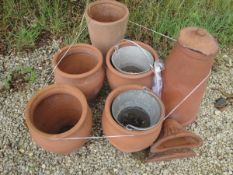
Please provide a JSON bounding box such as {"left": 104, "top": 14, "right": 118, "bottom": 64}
{"left": 33, "top": 94, "right": 82, "bottom": 134}
{"left": 57, "top": 51, "right": 98, "bottom": 75}
{"left": 118, "top": 106, "right": 151, "bottom": 128}
{"left": 120, "top": 66, "right": 144, "bottom": 73}
{"left": 88, "top": 2, "right": 126, "bottom": 22}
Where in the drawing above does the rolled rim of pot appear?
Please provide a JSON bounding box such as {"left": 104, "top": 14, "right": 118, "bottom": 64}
{"left": 111, "top": 89, "right": 163, "bottom": 130}
{"left": 85, "top": 0, "right": 129, "bottom": 25}
{"left": 104, "top": 85, "right": 165, "bottom": 135}
{"left": 111, "top": 45, "right": 154, "bottom": 75}
{"left": 106, "top": 41, "right": 159, "bottom": 79}
{"left": 25, "top": 84, "right": 89, "bottom": 139}
{"left": 178, "top": 27, "right": 219, "bottom": 56}
{"left": 52, "top": 44, "right": 103, "bottom": 78}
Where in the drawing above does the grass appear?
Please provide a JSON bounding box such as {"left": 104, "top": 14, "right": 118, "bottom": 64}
{"left": 0, "top": 0, "right": 233, "bottom": 53}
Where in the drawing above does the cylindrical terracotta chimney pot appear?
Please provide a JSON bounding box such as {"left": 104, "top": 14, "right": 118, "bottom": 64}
{"left": 162, "top": 27, "right": 218, "bottom": 126}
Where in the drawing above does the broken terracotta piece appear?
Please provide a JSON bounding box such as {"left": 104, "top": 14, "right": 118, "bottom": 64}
{"left": 162, "top": 27, "right": 219, "bottom": 126}
{"left": 85, "top": 0, "right": 129, "bottom": 55}
{"left": 150, "top": 119, "right": 203, "bottom": 153}
{"left": 146, "top": 148, "right": 196, "bottom": 162}
{"left": 106, "top": 40, "right": 159, "bottom": 89}
{"left": 52, "top": 44, "right": 105, "bottom": 101}
{"left": 25, "top": 84, "right": 92, "bottom": 154}
{"left": 102, "top": 85, "right": 165, "bottom": 152}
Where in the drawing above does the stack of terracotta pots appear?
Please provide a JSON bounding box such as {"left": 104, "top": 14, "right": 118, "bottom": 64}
{"left": 25, "top": 0, "right": 218, "bottom": 162}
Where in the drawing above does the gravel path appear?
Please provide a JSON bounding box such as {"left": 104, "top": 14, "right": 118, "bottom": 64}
{"left": 0, "top": 41, "right": 232, "bottom": 175}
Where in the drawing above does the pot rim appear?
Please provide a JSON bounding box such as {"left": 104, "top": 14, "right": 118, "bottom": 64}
{"left": 106, "top": 40, "right": 159, "bottom": 79}
{"left": 52, "top": 44, "right": 103, "bottom": 79}
{"left": 104, "top": 85, "right": 165, "bottom": 135}
{"left": 25, "top": 84, "right": 88, "bottom": 139}
{"left": 85, "top": 0, "right": 129, "bottom": 25}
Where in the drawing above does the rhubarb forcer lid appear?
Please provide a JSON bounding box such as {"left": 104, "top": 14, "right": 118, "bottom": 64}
{"left": 178, "top": 27, "right": 219, "bottom": 56}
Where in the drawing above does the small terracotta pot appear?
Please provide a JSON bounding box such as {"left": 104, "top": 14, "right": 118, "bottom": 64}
{"left": 25, "top": 84, "right": 92, "bottom": 154}
{"left": 102, "top": 85, "right": 165, "bottom": 152}
{"left": 85, "top": 0, "right": 129, "bottom": 55}
{"left": 146, "top": 148, "right": 195, "bottom": 162}
{"left": 106, "top": 41, "right": 159, "bottom": 89}
{"left": 150, "top": 118, "right": 203, "bottom": 153}
{"left": 52, "top": 44, "right": 105, "bottom": 101}
{"left": 162, "top": 27, "right": 219, "bottom": 126}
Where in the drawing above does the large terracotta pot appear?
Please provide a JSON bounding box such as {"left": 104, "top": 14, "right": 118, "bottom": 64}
{"left": 106, "top": 40, "right": 159, "bottom": 90}
{"left": 102, "top": 85, "right": 165, "bottom": 153}
{"left": 52, "top": 44, "right": 105, "bottom": 101}
{"left": 25, "top": 84, "right": 92, "bottom": 154}
{"left": 85, "top": 0, "right": 129, "bottom": 55}
{"left": 162, "top": 27, "right": 218, "bottom": 126}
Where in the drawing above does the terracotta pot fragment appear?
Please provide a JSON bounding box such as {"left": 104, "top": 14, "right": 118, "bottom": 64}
{"left": 106, "top": 40, "right": 159, "bottom": 89}
{"left": 25, "top": 84, "right": 92, "bottom": 154}
{"left": 102, "top": 85, "right": 165, "bottom": 152}
{"left": 146, "top": 148, "right": 196, "bottom": 162}
{"left": 150, "top": 119, "right": 203, "bottom": 153}
{"left": 162, "top": 27, "right": 219, "bottom": 126}
{"left": 52, "top": 44, "right": 105, "bottom": 101}
{"left": 85, "top": 0, "right": 129, "bottom": 55}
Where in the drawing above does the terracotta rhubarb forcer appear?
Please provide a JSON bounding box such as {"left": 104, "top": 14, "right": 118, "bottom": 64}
{"left": 150, "top": 118, "right": 203, "bottom": 153}
{"left": 162, "top": 27, "right": 219, "bottom": 126}
{"left": 102, "top": 85, "right": 165, "bottom": 152}
{"left": 25, "top": 84, "right": 92, "bottom": 154}
{"left": 106, "top": 40, "right": 159, "bottom": 89}
{"left": 146, "top": 148, "right": 195, "bottom": 162}
{"left": 85, "top": 0, "right": 129, "bottom": 55}
{"left": 52, "top": 44, "right": 104, "bottom": 101}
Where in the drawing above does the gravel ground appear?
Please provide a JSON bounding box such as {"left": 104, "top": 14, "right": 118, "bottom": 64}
{"left": 0, "top": 41, "right": 232, "bottom": 175}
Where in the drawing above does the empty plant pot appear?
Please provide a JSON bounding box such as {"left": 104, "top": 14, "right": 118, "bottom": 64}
{"left": 162, "top": 27, "right": 219, "bottom": 126}
{"left": 102, "top": 85, "right": 165, "bottom": 152}
{"left": 25, "top": 84, "right": 92, "bottom": 154}
{"left": 85, "top": 0, "right": 129, "bottom": 55}
{"left": 146, "top": 148, "right": 196, "bottom": 163}
{"left": 150, "top": 118, "right": 203, "bottom": 153}
{"left": 106, "top": 40, "right": 159, "bottom": 89}
{"left": 52, "top": 44, "right": 105, "bottom": 101}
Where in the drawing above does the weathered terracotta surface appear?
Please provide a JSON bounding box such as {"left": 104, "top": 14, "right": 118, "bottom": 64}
{"left": 85, "top": 0, "right": 129, "bottom": 55}
{"left": 162, "top": 27, "right": 218, "bottom": 126}
{"left": 102, "top": 85, "right": 165, "bottom": 152}
{"left": 146, "top": 148, "right": 196, "bottom": 162}
{"left": 106, "top": 41, "right": 159, "bottom": 90}
{"left": 52, "top": 44, "right": 105, "bottom": 101}
{"left": 150, "top": 119, "right": 203, "bottom": 153}
{"left": 25, "top": 84, "right": 92, "bottom": 154}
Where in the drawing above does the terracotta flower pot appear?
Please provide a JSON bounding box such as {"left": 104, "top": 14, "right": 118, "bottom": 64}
{"left": 162, "top": 27, "right": 219, "bottom": 126}
{"left": 52, "top": 44, "right": 105, "bottom": 101}
{"left": 146, "top": 148, "right": 195, "bottom": 162}
{"left": 102, "top": 85, "right": 165, "bottom": 152}
{"left": 25, "top": 84, "right": 92, "bottom": 154}
{"left": 106, "top": 40, "right": 159, "bottom": 89}
{"left": 150, "top": 119, "right": 203, "bottom": 153}
{"left": 85, "top": 0, "right": 129, "bottom": 55}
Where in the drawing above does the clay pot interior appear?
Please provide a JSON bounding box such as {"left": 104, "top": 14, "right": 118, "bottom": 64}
{"left": 155, "top": 135, "right": 201, "bottom": 150}
{"left": 150, "top": 119, "right": 203, "bottom": 153}
{"left": 111, "top": 45, "right": 154, "bottom": 74}
{"left": 55, "top": 47, "right": 98, "bottom": 75}
{"left": 87, "top": 1, "right": 128, "bottom": 23}
{"left": 32, "top": 93, "right": 82, "bottom": 134}
{"left": 111, "top": 90, "right": 162, "bottom": 130}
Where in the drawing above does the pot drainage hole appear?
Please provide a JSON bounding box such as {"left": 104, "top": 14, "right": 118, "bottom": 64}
{"left": 118, "top": 107, "right": 151, "bottom": 128}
